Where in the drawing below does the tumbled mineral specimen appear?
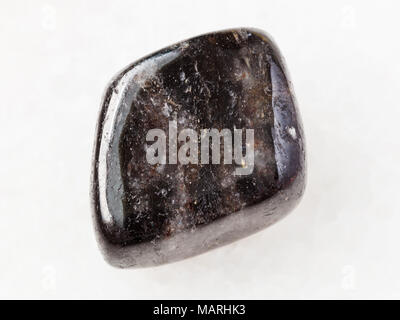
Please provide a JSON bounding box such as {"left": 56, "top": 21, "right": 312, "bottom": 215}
{"left": 91, "top": 28, "right": 306, "bottom": 268}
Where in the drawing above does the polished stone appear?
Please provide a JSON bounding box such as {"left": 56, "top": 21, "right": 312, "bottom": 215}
{"left": 91, "top": 28, "right": 306, "bottom": 268}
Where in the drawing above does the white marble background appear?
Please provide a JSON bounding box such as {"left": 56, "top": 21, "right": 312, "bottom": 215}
{"left": 1, "top": 0, "right": 399, "bottom": 299}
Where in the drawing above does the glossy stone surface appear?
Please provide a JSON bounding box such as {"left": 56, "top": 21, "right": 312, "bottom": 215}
{"left": 91, "top": 28, "right": 306, "bottom": 268}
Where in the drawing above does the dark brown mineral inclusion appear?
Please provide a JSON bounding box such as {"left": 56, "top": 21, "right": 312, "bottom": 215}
{"left": 91, "top": 28, "right": 306, "bottom": 268}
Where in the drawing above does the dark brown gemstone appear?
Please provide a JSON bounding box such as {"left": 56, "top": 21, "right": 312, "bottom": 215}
{"left": 91, "top": 28, "right": 306, "bottom": 268}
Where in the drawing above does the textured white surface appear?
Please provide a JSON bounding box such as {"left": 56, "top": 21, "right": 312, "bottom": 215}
{"left": 1, "top": 0, "right": 400, "bottom": 299}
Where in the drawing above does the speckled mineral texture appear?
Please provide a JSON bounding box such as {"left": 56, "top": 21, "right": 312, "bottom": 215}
{"left": 91, "top": 28, "right": 306, "bottom": 268}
